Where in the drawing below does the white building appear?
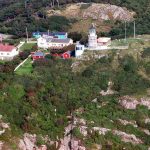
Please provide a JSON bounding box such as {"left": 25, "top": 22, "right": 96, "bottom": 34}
{"left": 37, "top": 35, "right": 73, "bottom": 49}
{"left": 75, "top": 41, "right": 85, "bottom": 57}
{"left": 97, "top": 37, "right": 111, "bottom": 49}
{"left": 0, "top": 44, "right": 18, "bottom": 60}
{"left": 88, "top": 24, "right": 97, "bottom": 48}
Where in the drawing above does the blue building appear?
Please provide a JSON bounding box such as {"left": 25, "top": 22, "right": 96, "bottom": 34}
{"left": 32, "top": 32, "right": 68, "bottom": 39}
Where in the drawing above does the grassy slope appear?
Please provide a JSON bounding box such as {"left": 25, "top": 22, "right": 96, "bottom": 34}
{"left": 15, "top": 57, "right": 33, "bottom": 75}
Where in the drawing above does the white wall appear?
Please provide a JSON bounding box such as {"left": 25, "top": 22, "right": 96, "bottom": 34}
{"left": 75, "top": 44, "right": 85, "bottom": 57}
{"left": 0, "top": 48, "right": 18, "bottom": 60}
{"left": 37, "top": 38, "right": 73, "bottom": 49}
{"left": 37, "top": 37, "right": 49, "bottom": 49}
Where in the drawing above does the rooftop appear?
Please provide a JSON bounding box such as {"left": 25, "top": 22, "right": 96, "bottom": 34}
{"left": 50, "top": 38, "right": 71, "bottom": 43}
{"left": 33, "top": 51, "right": 45, "bottom": 57}
{"left": 97, "top": 37, "right": 111, "bottom": 42}
{"left": 0, "top": 44, "right": 15, "bottom": 52}
{"left": 33, "top": 32, "right": 67, "bottom": 36}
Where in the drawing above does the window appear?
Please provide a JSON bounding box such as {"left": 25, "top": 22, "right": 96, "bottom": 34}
{"left": 1, "top": 53, "right": 3, "bottom": 55}
{"left": 7, "top": 53, "right": 9, "bottom": 55}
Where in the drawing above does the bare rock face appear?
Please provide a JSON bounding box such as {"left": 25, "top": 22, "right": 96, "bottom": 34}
{"left": 100, "top": 81, "right": 116, "bottom": 96}
{"left": 145, "top": 118, "right": 150, "bottom": 124}
{"left": 118, "top": 119, "right": 138, "bottom": 128}
{"left": 79, "top": 126, "right": 88, "bottom": 136}
{"left": 113, "top": 130, "right": 143, "bottom": 144}
{"left": 19, "top": 134, "right": 48, "bottom": 150}
{"left": 74, "top": 117, "right": 86, "bottom": 126}
{"left": 71, "top": 139, "right": 86, "bottom": 150}
{"left": 90, "top": 125, "right": 143, "bottom": 145}
{"left": 140, "top": 98, "right": 150, "bottom": 109}
{"left": 19, "top": 133, "right": 37, "bottom": 150}
{"left": 0, "top": 141, "right": 4, "bottom": 150}
{"left": 0, "top": 115, "right": 10, "bottom": 136}
{"left": 119, "top": 96, "right": 150, "bottom": 110}
{"left": 141, "top": 129, "right": 150, "bottom": 135}
{"left": 119, "top": 96, "right": 138, "bottom": 109}
{"left": 92, "top": 127, "right": 110, "bottom": 135}
{"left": 47, "top": 3, "right": 134, "bottom": 22}
{"left": 59, "top": 118, "right": 87, "bottom": 150}
{"left": 82, "top": 3, "right": 134, "bottom": 21}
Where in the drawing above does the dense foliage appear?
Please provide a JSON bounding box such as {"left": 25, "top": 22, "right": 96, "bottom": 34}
{"left": 0, "top": 43, "right": 150, "bottom": 149}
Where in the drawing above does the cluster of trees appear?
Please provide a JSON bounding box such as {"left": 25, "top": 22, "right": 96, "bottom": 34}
{"left": 109, "top": 0, "right": 150, "bottom": 38}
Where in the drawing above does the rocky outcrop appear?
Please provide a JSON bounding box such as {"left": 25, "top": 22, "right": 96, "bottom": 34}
{"left": 74, "top": 118, "right": 86, "bottom": 126}
{"left": 90, "top": 126, "right": 142, "bottom": 145}
{"left": 0, "top": 141, "right": 4, "bottom": 150}
{"left": 145, "top": 118, "right": 150, "bottom": 124}
{"left": 92, "top": 127, "right": 110, "bottom": 135}
{"left": 0, "top": 115, "right": 10, "bottom": 136}
{"left": 119, "top": 96, "right": 150, "bottom": 109}
{"left": 118, "top": 119, "right": 138, "bottom": 128}
{"left": 79, "top": 126, "right": 88, "bottom": 136}
{"left": 19, "top": 133, "right": 37, "bottom": 150}
{"left": 82, "top": 3, "right": 135, "bottom": 21}
{"left": 59, "top": 123, "right": 86, "bottom": 150}
{"left": 100, "top": 81, "right": 115, "bottom": 96}
{"left": 141, "top": 129, "right": 150, "bottom": 135}
{"left": 19, "top": 133, "right": 48, "bottom": 150}
{"left": 113, "top": 130, "right": 143, "bottom": 144}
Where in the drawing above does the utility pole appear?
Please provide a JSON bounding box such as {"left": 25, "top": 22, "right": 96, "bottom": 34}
{"left": 48, "top": 30, "right": 50, "bottom": 36}
{"left": 125, "top": 21, "right": 127, "bottom": 42}
{"left": 134, "top": 21, "right": 136, "bottom": 39}
{"left": 24, "top": 0, "right": 27, "bottom": 9}
{"left": 26, "top": 27, "right": 29, "bottom": 42}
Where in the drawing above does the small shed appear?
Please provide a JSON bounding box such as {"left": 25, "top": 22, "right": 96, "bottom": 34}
{"left": 32, "top": 51, "right": 45, "bottom": 60}
{"left": 75, "top": 41, "right": 85, "bottom": 57}
{"left": 97, "top": 37, "right": 111, "bottom": 47}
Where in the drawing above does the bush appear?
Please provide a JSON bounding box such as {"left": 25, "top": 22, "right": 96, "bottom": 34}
{"left": 120, "top": 55, "right": 138, "bottom": 73}
{"left": 144, "top": 62, "right": 150, "bottom": 75}
{"left": 141, "top": 47, "right": 150, "bottom": 58}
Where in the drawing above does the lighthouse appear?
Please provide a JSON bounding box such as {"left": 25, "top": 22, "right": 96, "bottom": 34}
{"left": 88, "top": 23, "right": 97, "bottom": 48}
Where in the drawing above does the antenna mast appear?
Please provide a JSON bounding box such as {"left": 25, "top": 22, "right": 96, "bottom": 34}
{"left": 26, "top": 27, "right": 29, "bottom": 42}
{"left": 125, "top": 21, "right": 127, "bottom": 41}
{"left": 134, "top": 21, "right": 136, "bottom": 39}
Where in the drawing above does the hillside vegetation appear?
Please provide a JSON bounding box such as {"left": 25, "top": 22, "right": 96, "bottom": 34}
{"left": 0, "top": 36, "right": 150, "bottom": 149}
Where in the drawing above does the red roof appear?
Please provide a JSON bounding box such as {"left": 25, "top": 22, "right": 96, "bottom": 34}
{"left": 0, "top": 44, "right": 15, "bottom": 52}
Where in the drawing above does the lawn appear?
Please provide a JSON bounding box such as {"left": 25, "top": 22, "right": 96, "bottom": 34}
{"left": 111, "top": 38, "right": 144, "bottom": 47}
{"left": 15, "top": 57, "right": 33, "bottom": 75}
{"left": 20, "top": 43, "right": 37, "bottom": 51}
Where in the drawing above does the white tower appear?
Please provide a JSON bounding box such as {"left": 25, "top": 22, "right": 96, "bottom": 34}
{"left": 88, "top": 24, "right": 97, "bottom": 48}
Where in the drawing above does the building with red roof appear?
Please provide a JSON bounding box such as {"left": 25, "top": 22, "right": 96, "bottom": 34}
{"left": 31, "top": 51, "right": 45, "bottom": 61}
{"left": 0, "top": 43, "right": 18, "bottom": 60}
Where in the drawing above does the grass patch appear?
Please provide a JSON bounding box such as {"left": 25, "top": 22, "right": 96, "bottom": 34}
{"left": 111, "top": 38, "right": 144, "bottom": 47}
{"left": 15, "top": 57, "right": 33, "bottom": 75}
{"left": 20, "top": 43, "right": 37, "bottom": 51}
